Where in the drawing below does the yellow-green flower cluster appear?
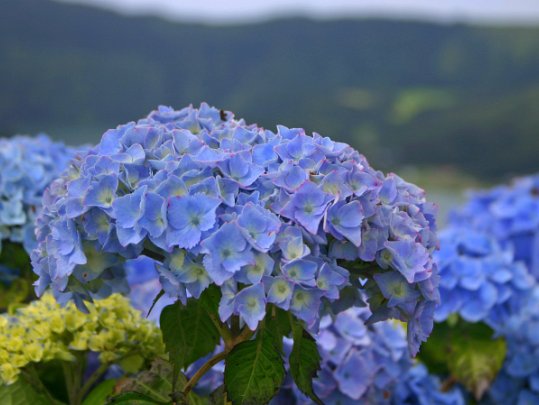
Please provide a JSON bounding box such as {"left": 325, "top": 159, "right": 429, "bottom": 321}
{"left": 0, "top": 293, "right": 164, "bottom": 385}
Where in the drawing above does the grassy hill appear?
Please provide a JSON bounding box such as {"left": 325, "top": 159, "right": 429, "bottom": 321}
{"left": 2, "top": 0, "right": 539, "bottom": 180}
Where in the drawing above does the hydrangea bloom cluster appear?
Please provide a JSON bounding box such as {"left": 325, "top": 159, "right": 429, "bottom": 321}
{"left": 32, "top": 103, "right": 439, "bottom": 354}
{"left": 288, "top": 308, "right": 413, "bottom": 404}
{"left": 0, "top": 134, "right": 82, "bottom": 254}
{"left": 0, "top": 293, "right": 164, "bottom": 385}
{"left": 393, "top": 364, "right": 465, "bottom": 405}
{"left": 450, "top": 175, "right": 539, "bottom": 279}
{"left": 486, "top": 286, "right": 539, "bottom": 405}
{"left": 434, "top": 227, "right": 535, "bottom": 329}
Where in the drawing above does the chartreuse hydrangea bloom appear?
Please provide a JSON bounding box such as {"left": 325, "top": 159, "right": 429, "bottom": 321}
{"left": 32, "top": 104, "right": 438, "bottom": 404}
{"left": 0, "top": 293, "right": 163, "bottom": 403}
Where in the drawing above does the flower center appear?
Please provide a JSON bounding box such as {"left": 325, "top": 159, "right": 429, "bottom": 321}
{"left": 222, "top": 248, "right": 232, "bottom": 258}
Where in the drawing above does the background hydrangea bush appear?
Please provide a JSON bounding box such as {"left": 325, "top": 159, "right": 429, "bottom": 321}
{"left": 417, "top": 174, "right": 539, "bottom": 404}
{"left": 0, "top": 135, "right": 82, "bottom": 254}
{"left": 0, "top": 135, "right": 84, "bottom": 310}
{"left": 450, "top": 175, "right": 539, "bottom": 279}
{"left": 32, "top": 103, "right": 439, "bottom": 404}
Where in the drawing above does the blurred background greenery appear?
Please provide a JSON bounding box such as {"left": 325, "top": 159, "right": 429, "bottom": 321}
{"left": 2, "top": 0, "right": 539, "bottom": 216}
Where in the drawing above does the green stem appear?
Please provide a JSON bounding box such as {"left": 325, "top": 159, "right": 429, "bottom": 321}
{"left": 134, "top": 380, "right": 171, "bottom": 403}
{"left": 62, "top": 361, "right": 78, "bottom": 405}
{"left": 183, "top": 351, "right": 228, "bottom": 396}
{"left": 78, "top": 362, "right": 109, "bottom": 401}
{"left": 207, "top": 312, "right": 233, "bottom": 348}
{"left": 183, "top": 325, "right": 255, "bottom": 396}
{"left": 22, "top": 366, "right": 58, "bottom": 404}
{"left": 232, "top": 326, "right": 255, "bottom": 346}
{"left": 62, "top": 354, "right": 85, "bottom": 405}
{"left": 142, "top": 248, "right": 165, "bottom": 263}
{"left": 231, "top": 315, "right": 240, "bottom": 336}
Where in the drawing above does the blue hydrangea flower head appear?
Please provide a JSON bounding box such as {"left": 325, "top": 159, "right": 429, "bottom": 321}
{"left": 275, "top": 307, "right": 416, "bottom": 404}
{"left": 450, "top": 175, "right": 539, "bottom": 279}
{"left": 32, "top": 103, "right": 439, "bottom": 355}
{"left": 393, "top": 364, "right": 465, "bottom": 405}
{"left": 486, "top": 286, "right": 539, "bottom": 404}
{"left": 434, "top": 227, "right": 534, "bottom": 330}
{"left": 0, "top": 134, "right": 83, "bottom": 254}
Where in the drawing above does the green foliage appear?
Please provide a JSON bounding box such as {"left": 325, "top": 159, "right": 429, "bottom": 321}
{"left": 3, "top": 0, "right": 539, "bottom": 180}
{"left": 224, "top": 328, "right": 285, "bottom": 405}
{"left": 0, "top": 377, "right": 58, "bottom": 405}
{"left": 209, "top": 386, "right": 232, "bottom": 405}
{"left": 82, "top": 379, "right": 116, "bottom": 405}
{"left": 107, "top": 392, "right": 168, "bottom": 405}
{"left": 419, "top": 317, "right": 507, "bottom": 399}
{"left": 159, "top": 289, "right": 221, "bottom": 382}
{"left": 147, "top": 290, "right": 165, "bottom": 317}
{"left": 109, "top": 358, "right": 210, "bottom": 405}
{"left": 391, "top": 88, "right": 455, "bottom": 123}
{"left": 289, "top": 322, "right": 322, "bottom": 405}
{"left": 264, "top": 306, "right": 292, "bottom": 352}
{"left": 0, "top": 241, "right": 35, "bottom": 310}
{"left": 0, "top": 242, "right": 31, "bottom": 273}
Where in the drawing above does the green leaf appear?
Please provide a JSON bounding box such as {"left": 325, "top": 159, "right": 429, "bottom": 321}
{"left": 209, "top": 386, "right": 232, "bottom": 405}
{"left": 159, "top": 290, "right": 221, "bottom": 381}
{"left": 447, "top": 333, "right": 506, "bottom": 399}
{"left": 0, "top": 241, "right": 32, "bottom": 272}
{"left": 224, "top": 330, "right": 285, "bottom": 404}
{"left": 147, "top": 290, "right": 165, "bottom": 318}
{"left": 199, "top": 285, "right": 221, "bottom": 314}
{"left": 264, "top": 306, "right": 292, "bottom": 352}
{"left": 118, "top": 354, "right": 145, "bottom": 374}
{"left": 0, "top": 241, "right": 35, "bottom": 309}
{"left": 419, "top": 318, "right": 507, "bottom": 399}
{"left": 289, "top": 322, "right": 323, "bottom": 405}
{"left": 0, "top": 378, "right": 57, "bottom": 405}
{"left": 82, "top": 379, "right": 116, "bottom": 405}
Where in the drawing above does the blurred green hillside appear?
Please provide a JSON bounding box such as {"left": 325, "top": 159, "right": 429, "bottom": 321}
{"left": 1, "top": 0, "right": 539, "bottom": 180}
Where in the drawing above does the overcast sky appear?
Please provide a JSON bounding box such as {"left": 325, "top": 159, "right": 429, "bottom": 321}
{"left": 57, "top": 0, "right": 539, "bottom": 25}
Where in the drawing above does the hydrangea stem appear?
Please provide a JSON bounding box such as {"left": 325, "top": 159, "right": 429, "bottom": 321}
{"left": 62, "top": 361, "right": 81, "bottom": 405}
{"left": 78, "top": 362, "right": 109, "bottom": 401}
{"left": 22, "top": 365, "right": 58, "bottom": 404}
{"left": 207, "top": 312, "right": 233, "bottom": 347}
{"left": 142, "top": 248, "right": 165, "bottom": 263}
{"left": 183, "top": 351, "right": 228, "bottom": 395}
{"left": 183, "top": 326, "right": 255, "bottom": 396}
